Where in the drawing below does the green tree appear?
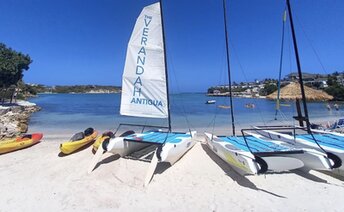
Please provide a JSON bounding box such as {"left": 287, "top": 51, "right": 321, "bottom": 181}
{"left": 259, "top": 83, "right": 277, "bottom": 96}
{"left": 327, "top": 74, "right": 338, "bottom": 87}
{"left": 324, "top": 72, "right": 344, "bottom": 100}
{"left": 0, "top": 43, "right": 32, "bottom": 103}
{"left": 325, "top": 85, "right": 344, "bottom": 101}
{"left": 207, "top": 87, "right": 215, "bottom": 94}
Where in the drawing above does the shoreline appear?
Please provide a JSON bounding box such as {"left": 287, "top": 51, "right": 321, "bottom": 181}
{"left": 17, "top": 95, "right": 343, "bottom": 145}
{"left": 14, "top": 115, "right": 344, "bottom": 143}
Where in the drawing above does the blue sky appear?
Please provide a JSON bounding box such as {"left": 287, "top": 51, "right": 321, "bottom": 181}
{"left": 1, "top": 0, "right": 343, "bottom": 92}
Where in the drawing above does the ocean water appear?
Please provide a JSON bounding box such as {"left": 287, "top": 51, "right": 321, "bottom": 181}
{"left": 28, "top": 93, "right": 344, "bottom": 135}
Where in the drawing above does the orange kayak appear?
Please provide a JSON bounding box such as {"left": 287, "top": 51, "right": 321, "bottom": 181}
{"left": 0, "top": 133, "right": 43, "bottom": 154}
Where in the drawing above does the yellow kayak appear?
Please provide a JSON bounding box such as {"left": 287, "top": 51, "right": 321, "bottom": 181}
{"left": 60, "top": 128, "right": 98, "bottom": 154}
{"left": 0, "top": 133, "right": 43, "bottom": 154}
{"left": 92, "top": 131, "right": 114, "bottom": 152}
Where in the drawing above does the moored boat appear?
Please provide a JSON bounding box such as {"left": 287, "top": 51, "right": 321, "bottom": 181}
{"left": 253, "top": 0, "right": 342, "bottom": 174}
{"left": 88, "top": 1, "right": 197, "bottom": 186}
{"left": 206, "top": 100, "right": 216, "bottom": 104}
{"left": 205, "top": 131, "right": 333, "bottom": 175}
{"left": 102, "top": 129, "right": 196, "bottom": 164}
{"left": 204, "top": 0, "right": 334, "bottom": 175}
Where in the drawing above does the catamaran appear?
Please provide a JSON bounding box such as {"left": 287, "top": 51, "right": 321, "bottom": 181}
{"left": 88, "top": 1, "right": 196, "bottom": 186}
{"left": 253, "top": 0, "right": 342, "bottom": 173}
{"left": 204, "top": 0, "right": 335, "bottom": 175}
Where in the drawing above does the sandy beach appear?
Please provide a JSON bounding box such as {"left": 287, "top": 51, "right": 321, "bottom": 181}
{"left": 1, "top": 0, "right": 344, "bottom": 210}
{"left": 1, "top": 134, "right": 344, "bottom": 211}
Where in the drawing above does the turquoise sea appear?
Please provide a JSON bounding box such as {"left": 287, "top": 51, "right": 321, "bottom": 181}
{"left": 28, "top": 93, "right": 344, "bottom": 135}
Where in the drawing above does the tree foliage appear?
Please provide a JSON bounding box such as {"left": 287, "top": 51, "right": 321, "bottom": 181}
{"left": 325, "top": 74, "right": 344, "bottom": 100}
{"left": 327, "top": 74, "right": 338, "bottom": 87}
{"left": 207, "top": 86, "right": 246, "bottom": 94}
{"left": 259, "top": 83, "right": 277, "bottom": 96}
{"left": 21, "top": 85, "right": 121, "bottom": 94}
{"left": 325, "top": 85, "right": 344, "bottom": 101}
{"left": 0, "top": 43, "right": 32, "bottom": 88}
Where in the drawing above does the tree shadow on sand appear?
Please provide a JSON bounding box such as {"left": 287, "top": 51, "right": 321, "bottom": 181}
{"left": 201, "top": 143, "right": 286, "bottom": 199}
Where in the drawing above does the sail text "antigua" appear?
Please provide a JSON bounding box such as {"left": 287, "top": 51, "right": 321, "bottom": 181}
{"left": 131, "top": 98, "right": 163, "bottom": 107}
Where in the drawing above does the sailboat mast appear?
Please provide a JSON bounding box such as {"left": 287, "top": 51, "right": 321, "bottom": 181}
{"left": 222, "top": 0, "right": 235, "bottom": 136}
{"left": 286, "top": 0, "right": 310, "bottom": 130}
{"left": 274, "top": 10, "right": 287, "bottom": 120}
{"left": 159, "top": 0, "right": 172, "bottom": 131}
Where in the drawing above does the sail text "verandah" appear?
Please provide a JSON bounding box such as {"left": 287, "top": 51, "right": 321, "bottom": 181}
{"left": 131, "top": 14, "right": 163, "bottom": 107}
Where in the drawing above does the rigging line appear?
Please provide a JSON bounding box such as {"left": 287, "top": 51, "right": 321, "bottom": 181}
{"left": 294, "top": 13, "right": 328, "bottom": 74}
{"left": 279, "top": 109, "right": 292, "bottom": 124}
{"left": 285, "top": 12, "right": 297, "bottom": 126}
{"left": 211, "top": 112, "right": 217, "bottom": 137}
{"left": 161, "top": 26, "right": 193, "bottom": 131}
{"left": 223, "top": 3, "right": 272, "bottom": 127}
{"left": 167, "top": 43, "right": 208, "bottom": 132}
{"left": 210, "top": 43, "right": 228, "bottom": 135}
{"left": 287, "top": 17, "right": 293, "bottom": 79}
{"left": 209, "top": 47, "right": 225, "bottom": 135}
{"left": 274, "top": 8, "right": 287, "bottom": 120}
{"left": 168, "top": 59, "right": 193, "bottom": 131}
{"left": 228, "top": 39, "right": 267, "bottom": 127}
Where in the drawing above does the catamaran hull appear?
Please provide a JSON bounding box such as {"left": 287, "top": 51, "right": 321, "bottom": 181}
{"left": 105, "top": 131, "right": 197, "bottom": 165}
{"left": 204, "top": 133, "right": 324, "bottom": 175}
{"left": 298, "top": 144, "right": 343, "bottom": 172}
{"left": 205, "top": 133, "right": 260, "bottom": 175}
{"left": 261, "top": 156, "right": 304, "bottom": 172}
{"left": 259, "top": 152, "right": 331, "bottom": 171}
{"left": 255, "top": 130, "right": 338, "bottom": 171}
{"left": 106, "top": 137, "right": 149, "bottom": 157}
{"left": 291, "top": 141, "right": 344, "bottom": 173}
{"left": 159, "top": 131, "right": 197, "bottom": 165}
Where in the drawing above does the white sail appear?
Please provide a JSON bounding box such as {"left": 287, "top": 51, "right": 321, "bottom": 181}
{"left": 120, "top": 2, "right": 168, "bottom": 118}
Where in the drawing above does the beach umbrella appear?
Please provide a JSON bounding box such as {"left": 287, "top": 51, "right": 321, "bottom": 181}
{"left": 267, "top": 82, "right": 333, "bottom": 126}
{"left": 267, "top": 82, "right": 333, "bottom": 101}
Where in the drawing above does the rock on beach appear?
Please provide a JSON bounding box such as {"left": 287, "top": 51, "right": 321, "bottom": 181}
{"left": 0, "top": 101, "right": 40, "bottom": 139}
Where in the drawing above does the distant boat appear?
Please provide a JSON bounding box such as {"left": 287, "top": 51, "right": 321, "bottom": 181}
{"left": 218, "top": 105, "right": 230, "bottom": 109}
{"left": 244, "top": 103, "right": 255, "bottom": 109}
{"left": 206, "top": 100, "right": 216, "bottom": 104}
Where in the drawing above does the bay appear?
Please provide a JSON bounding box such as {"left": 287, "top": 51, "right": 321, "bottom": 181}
{"left": 28, "top": 93, "right": 344, "bottom": 135}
